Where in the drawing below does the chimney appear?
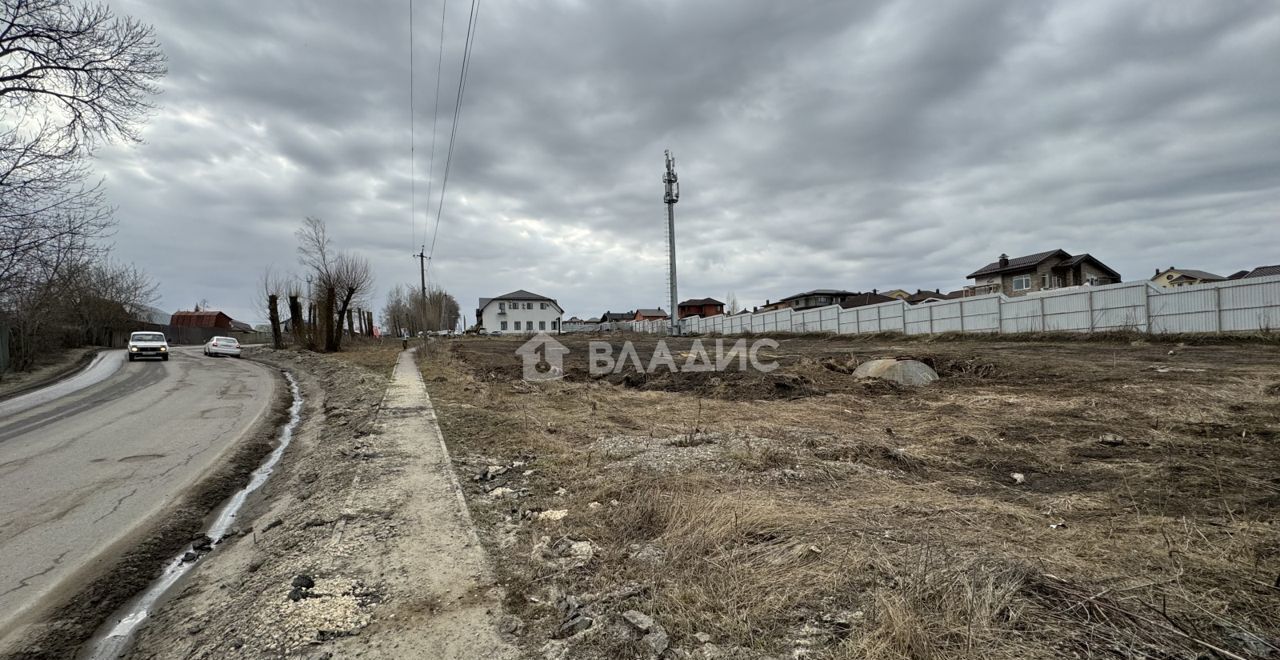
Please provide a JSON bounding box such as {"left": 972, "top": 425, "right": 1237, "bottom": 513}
{"left": 998, "top": 253, "right": 1009, "bottom": 267}
{"left": 872, "top": 288, "right": 877, "bottom": 294}
{"left": 935, "top": 288, "right": 940, "bottom": 293}
{"left": 1154, "top": 268, "right": 1159, "bottom": 276}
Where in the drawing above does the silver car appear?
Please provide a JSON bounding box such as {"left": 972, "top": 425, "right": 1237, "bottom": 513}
{"left": 203, "top": 336, "right": 242, "bottom": 358}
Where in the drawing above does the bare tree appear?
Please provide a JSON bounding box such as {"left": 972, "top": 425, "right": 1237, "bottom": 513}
{"left": 381, "top": 283, "right": 459, "bottom": 336}
{"left": 726, "top": 292, "right": 740, "bottom": 314}
{"left": 295, "top": 215, "right": 331, "bottom": 279}
{"left": 1, "top": 0, "right": 167, "bottom": 143}
{"left": 327, "top": 251, "right": 372, "bottom": 351}
{"left": 261, "top": 267, "right": 295, "bottom": 349}
{"left": 1, "top": 0, "right": 164, "bottom": 371}
{"left": 294, "top": 216, "right": 372, "bottom": 352}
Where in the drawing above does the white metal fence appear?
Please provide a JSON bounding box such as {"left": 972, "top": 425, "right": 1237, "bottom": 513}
{"left": 673, "top": 275, "right": 1280, "bottom": 337}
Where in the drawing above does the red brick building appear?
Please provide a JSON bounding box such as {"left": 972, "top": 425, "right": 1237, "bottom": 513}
{"left": 677, "top": 298, "right": 725, "bottom": 319}
{"left": 170, "top": 310, "right": 233, "bottom": 329}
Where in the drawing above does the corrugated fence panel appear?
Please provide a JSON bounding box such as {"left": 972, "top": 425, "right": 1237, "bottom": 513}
{"left": 1220, "top": 275, "right": 1280, "bottom": 331}
{"left": 819, "top": 305, "right": 840, "bottom": 332}
{"left": 1038, "top": 291, "right": 1088, "bottom": 332}
{"left": 795, "top": 308, "right": 821, "bottom": 331}
{"left": 1001, "top": 297, "right": 1041, "bottom": 333}
{"left": 838, "top": 307, "right": 860, "bottom": 334}
{"left": 903, "top": 305, "right": 931, "bottom": 335}
{"left": 930, "top": 301, "right": 962, "bottom": 333}
{"left": 880, "top": 302, "right": 906, "bottom": 333}
{"left": 855, "top": 305, "right": 879, "bottom": 333}
{"left": 1091, "top": 284, "right": 1148, "bottom": 331}
{"left": 960, "top": 297, "right": 999, "bottom": 332}
{"left": 1150, "top": 287, "right": 1217, "bottom": 333}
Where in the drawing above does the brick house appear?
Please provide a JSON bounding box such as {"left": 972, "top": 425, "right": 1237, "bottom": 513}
{"left": 677, "top": 298, "right": 725, "bottom": 319}
{"left": 170, "top": 310, "right": 233, "bottom": 329}
{"left": 633, "top": 308, "right": 669, "bottom": 321}
{"left": 967, "top": 250, "right": 1121, "bottom": 297}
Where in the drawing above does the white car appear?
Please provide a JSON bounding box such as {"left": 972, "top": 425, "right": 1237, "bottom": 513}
{"left": 203, "top": 336, "right": 242, "bottom": 358}
{"left": 127, "top": 331, "right": 170, "bottom": 362}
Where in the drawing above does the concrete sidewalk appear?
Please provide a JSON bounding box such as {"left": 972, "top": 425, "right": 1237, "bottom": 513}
{"left": 325, "top": 348, "right": 520, "bottom": 658}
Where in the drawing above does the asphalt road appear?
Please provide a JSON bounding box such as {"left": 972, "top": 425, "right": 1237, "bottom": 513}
{"left": 0, "top": 347, "right": 277, "bottom": 645}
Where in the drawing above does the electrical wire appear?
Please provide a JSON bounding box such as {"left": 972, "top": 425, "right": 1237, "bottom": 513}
{"left": 408, "top": 0, "right": 416, "bottom": 248}
{"left": 424, "top": 0, "right": 480, "bottom": 275}
{"left": 422, "top": 0, "right": 448, "bottom": 246}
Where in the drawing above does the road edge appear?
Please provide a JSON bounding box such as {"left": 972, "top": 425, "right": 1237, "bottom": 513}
{"left": 0, "top": 349, "right": 101, "bottom": 404}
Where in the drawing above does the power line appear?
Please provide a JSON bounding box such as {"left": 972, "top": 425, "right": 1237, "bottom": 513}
{"left": 409, "top": 0, "right": 416, "bottom": 248}
{"left": 422, "top": 0, "right": 448, "bottom": 249}
{"left": 425, "top": 0, "right": 480, "bottom": 275}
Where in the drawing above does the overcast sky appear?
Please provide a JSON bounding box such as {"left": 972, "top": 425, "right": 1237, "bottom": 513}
{"left": 95, "top": 0, "right": 1280, "bottom": 324}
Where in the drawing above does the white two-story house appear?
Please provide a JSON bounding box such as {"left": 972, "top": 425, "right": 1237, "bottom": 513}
{"left": 476, "top": 290, "right": 563, "bottom": 334}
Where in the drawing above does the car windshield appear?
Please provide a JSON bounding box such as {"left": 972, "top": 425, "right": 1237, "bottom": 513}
{"left": 214, "top": 337, "right": 237, "bottom": 343}
{"left": 132, "top": 333, "right": 165, "bottom": 342}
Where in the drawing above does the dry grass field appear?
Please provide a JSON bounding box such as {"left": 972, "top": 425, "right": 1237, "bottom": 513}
{"left": 420, "top": 333, "right": 1280, "bottom": 659}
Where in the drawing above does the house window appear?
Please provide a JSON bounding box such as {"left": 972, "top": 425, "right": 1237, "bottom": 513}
{"left": 552, "top": 320, "right": 558, "bottom": 329}
{"left": 513, "top": 321, "right": 521, "bottom": 330}
{"left": 540, "top": 302, "right": 547, "bottom": 310}
{"left": 526, "top": 302, "right": 533, "bottom": 309}
{"left": 498, "top": 302, "right": 505, "bottom": 311}
{"left": 1040, "top": 274, "right": 1050, "bottom": 289}
{"left": 1012, "top": 275, "right": 1032, "bottom": 291}
{"left": 500, "top": 321, "right": 508, "bottom": 330}
{"left": 539, "top": 321, "right": 546, "bottom": 330}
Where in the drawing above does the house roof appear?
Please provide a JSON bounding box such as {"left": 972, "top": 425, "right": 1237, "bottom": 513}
{"left": 635, "top": 308, "right": 668, "bottom": 317}
{"left": 1167, "top": 269, "right": 1224, "bottom": 281}
{"left": 1240, "top": 265, "right": 1280, "bottom": 279}
{"left": 905, "top": 289, "right": 950, "bottom": 303}
{"left": 494, "top": 289, "right": 557, "bottom": 302}
{"left": 967, "top": 250, "right": 1069, "bottom": 278}
{"left": 838, "top": 292, "right": 894, "bottom": 309}
{"left": 171, "top": 310, "right": 232, "bottom": 328}
{"left": 779, "top": 289, "right": 858, "bottom": 302}
{"left": 678, "top": 298, "right": 724, "bottom": 307}
{"left": 600, "top": 311, "right": 632, "bottom": 322}
{"left": 478, "top": 290, "right": 561, "bottom": 313}
{"left": 1052, "top": 253, "right": 1121, "bottom": 280}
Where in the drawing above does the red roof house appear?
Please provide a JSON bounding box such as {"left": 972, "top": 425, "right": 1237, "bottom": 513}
{"left": 170, "top": 310, "right": 233, "bottom": 329}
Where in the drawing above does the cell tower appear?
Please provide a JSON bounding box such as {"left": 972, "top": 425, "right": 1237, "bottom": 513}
{"left": 663, "top": 150, "right": 680, "bottom": 336}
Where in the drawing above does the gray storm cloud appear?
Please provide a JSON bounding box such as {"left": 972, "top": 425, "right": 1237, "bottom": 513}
{"left": 96, "top": 0, "right": 1280, "bottom": 323}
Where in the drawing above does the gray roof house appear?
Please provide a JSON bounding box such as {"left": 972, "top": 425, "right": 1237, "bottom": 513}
{"left": 967, "top": 250, "right": 1121, "bottom": 297}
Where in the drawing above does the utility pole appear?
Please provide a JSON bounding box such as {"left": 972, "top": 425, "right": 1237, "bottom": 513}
{"left": 414, "top": 246, "right": 428, "bottom": 332}
{"left": 663, "top": 149, "right": 680, "bottom": 336}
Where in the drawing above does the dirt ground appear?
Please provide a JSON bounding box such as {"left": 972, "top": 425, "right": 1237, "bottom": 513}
{"left": 420, "top": 333, "right": 1280, "bottom": 659}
